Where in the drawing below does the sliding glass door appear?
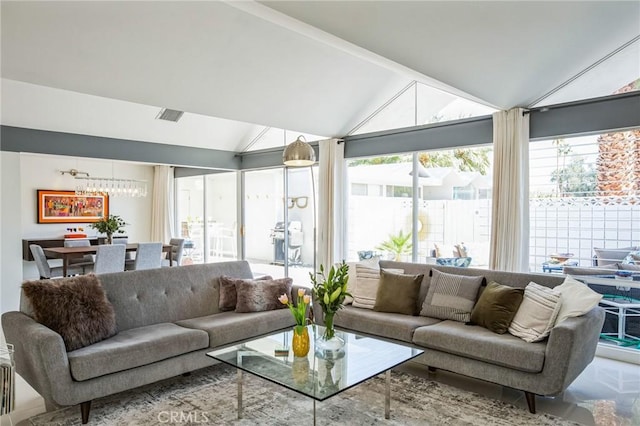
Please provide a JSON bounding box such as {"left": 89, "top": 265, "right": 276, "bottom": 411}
{"left": 242, "top": 167, "right": 316, "bottom": 286}
{"left": 175, "top": 172, "right": 238, "bottom": 264}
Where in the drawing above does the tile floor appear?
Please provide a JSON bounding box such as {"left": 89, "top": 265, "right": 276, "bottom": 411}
{"left": 1, "top": 352, "right": 638, "bottom": 425}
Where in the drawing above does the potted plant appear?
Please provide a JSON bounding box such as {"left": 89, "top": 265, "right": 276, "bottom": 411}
{"left": 90, "top": 215, "right": 127, "bottom": 244}
{"left": 310, "top": 261, "right": 350, "bottom": 345}
{"left": 376, "top": 230, "right": 412, "bottom": 261}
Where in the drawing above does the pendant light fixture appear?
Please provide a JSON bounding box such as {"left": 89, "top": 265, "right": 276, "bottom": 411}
{"left": 283, "top": 135, "right": 316, "bottom": 166}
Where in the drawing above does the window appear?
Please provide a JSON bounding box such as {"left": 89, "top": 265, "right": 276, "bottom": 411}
{"left": 175, "top": 172, "right": 238, "bottom": 264}
{"left": 529, "top": 129, "right": 640, "bottom": 351}
{"left": 386, "top": 185, "right": 412, "bottom": 198}
{"left": 346, "top": 146, "right": 493, "bottom": 266}
{"left": 351, "top": 183, "right": 368, "bottom": 196}
{"left": 529, "top": 131, "right": 640, "bottom": 272}
{"left": 453, "top": 184, "right": 474, "bottom": 200}
{"left": 243, "top": 167, "right": 317, "bottom": 286}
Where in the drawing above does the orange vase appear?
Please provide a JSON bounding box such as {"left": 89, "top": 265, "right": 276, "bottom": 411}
{"left": 292, "top": 326, "right": 310, "bottom": 357}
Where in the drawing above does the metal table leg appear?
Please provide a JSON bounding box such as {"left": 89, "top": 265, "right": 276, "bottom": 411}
{"left": 237, "top": 369, "right": 243, "bottom": 419}
{"left": 385, "top": 369, "right": 391, "bottom": 419}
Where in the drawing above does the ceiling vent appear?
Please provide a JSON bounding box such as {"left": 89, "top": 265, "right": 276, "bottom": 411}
{"left": 155, "top": 108, "right": 184, "bottom": 122}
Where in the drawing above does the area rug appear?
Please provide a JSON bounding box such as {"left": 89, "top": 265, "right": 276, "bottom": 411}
{"left": 26, "top": 364, "right": 578, "bottom": 425}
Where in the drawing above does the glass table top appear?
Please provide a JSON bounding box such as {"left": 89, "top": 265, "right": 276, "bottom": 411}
{"left": 207, "top": 325, "right": 424, "bottom": 401}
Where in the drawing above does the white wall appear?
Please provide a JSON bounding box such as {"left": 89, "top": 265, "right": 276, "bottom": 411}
{"left": 20, "top": 153, "right": 154, "bottom": 240}
{"left": 0, "top": 152, "right": 154, "bottom": 312}
{"left": 1, "top": 152, "right": 24, "bottom": 313}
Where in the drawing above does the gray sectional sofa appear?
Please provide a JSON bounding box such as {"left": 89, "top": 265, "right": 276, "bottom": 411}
{"left": 333, "top": 260, "right": 606, "bottom": 414}
{"left": 1, "top": 261, "right": 296, "bottom": 423}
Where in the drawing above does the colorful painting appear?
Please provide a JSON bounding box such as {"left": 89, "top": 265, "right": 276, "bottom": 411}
{"left": 37, "top": 190, "right": 109, "bottom": 224}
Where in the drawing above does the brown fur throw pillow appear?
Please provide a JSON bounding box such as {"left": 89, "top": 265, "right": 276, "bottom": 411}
{"left": 22, "top": 275, "right": 117, "bottom": 351}
{"left": 219, "top": 275, "right": 273, "bottom": 311}
{"left": 235, "top": 277, "right": 293, "bottom": 313}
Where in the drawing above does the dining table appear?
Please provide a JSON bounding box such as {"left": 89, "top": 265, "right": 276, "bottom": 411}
{"left": 43, "top": 243, "right": 173, "bottom": 276}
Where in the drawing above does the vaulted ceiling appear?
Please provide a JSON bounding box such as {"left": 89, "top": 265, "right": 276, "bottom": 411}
{"left": 2, "top": 1, "right": 638, "bottom": 152}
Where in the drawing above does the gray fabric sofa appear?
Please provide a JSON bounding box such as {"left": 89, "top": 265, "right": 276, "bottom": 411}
{"left": 333, "top": 260, "right": 606, "bottom": 414}
{"left": 1, "top": 261, "right": 296, "bottom": 423}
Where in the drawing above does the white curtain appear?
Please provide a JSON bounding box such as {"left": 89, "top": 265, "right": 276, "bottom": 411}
{"left": 489, "top": 108, "right": 530, "bottom": 272}
{"left": 317, "top": 139, "right": 345, "bottom": 270}
{"left": 150, "top": 165, "right": 175, "bottom": 243}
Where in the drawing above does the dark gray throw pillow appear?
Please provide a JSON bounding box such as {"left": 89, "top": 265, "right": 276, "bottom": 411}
{"left": 373, "top": 270, "right": 423, "bottom": 315}
{"left": 219, "top": 275, "right": 272, "bottom": 311}
{"left": 235, "top": 277, "right": 293, "bottom": 313}
{"left": 22, "top": 275, "right": 117, "bottom": 351}
{"left": 419, "top": 269, "right": 483, "bottom": 322}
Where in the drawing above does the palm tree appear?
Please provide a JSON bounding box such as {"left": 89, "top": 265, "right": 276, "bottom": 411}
{"left": 376, "top": 230, "right": 412, "bottom": 261}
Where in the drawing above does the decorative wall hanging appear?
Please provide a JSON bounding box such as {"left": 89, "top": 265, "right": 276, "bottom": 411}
{"left": 37, "top": 189, "right": 109, "bottom": 224}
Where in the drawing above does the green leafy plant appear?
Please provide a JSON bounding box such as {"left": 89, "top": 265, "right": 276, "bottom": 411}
{"left": 90, "top": 215, "right": 127, "bottom": 242}
{"left": 310, "top": 261, "right": 350, "bottom": 340}
{"left": 376, "top": 230, "right": 412, "bottom": 261}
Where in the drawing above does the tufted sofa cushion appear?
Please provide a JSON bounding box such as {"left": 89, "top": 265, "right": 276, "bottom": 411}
{"left": 97, "top": 261, "right": 254, "bottom": 332}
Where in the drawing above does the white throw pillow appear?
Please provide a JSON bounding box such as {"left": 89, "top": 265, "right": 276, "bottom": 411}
{"left": 508, "top": 282, "right": 562, "bottom": 343}
{"left": 351, "top": 264, "right": 403, "bottom": 309}
{"left": 554, "top": 276, "right": 602, "bottom": 325}
{"left": 344, "top": 257, "right": 381, "bottom": 304}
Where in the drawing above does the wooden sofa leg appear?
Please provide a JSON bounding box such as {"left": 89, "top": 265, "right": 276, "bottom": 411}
{"left": 524, "top": 391, "right": 536, "bottom": 414}
{"left": 182, "top": 372, "right": 191, "bottom": 377}
{"left": 80, "top": 400, "right": 92, "bottom": 424}
{"left": 427, "top": 366, "right": 436, "bottom": 372}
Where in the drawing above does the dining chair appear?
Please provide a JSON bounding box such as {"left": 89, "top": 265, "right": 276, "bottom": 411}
{"left": 112, "top": 236, "right": 135, "bottom": 268}
{"left": 64, "top": 239, "right": 95, "bottom": 273}
{"left": 162, "top": 238, "right": 185, "bottom": 267}
{"left": 30, "top": 244, "right": 82, "bottom": 279}
{"left": 130, "top": 242, "right": 163, "bottom": 270}
{"left": 94, "top": 244, "right": 126, "bottom": 274}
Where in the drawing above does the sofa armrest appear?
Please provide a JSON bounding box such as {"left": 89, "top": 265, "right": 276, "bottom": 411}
{"left": 540, "top": 307, "right": 605, "bottom": 394}
{"left": 1, "top": 311, "right": 74, "bottom": 405}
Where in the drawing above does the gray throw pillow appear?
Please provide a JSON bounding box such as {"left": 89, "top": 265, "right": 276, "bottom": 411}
{"left": 235, "top": 277, "right": 293, "bottom": 313}
{"left": 373, "top": 270, "right": 423, "bottom": 315}
{"left": 420, "top": 269, "right": 483, "bottom": 322}
{"left": 219, "top": 275, "right": 272, "bottom": 311}
{"left": 22, "top": 275, "right": 117, "bottom": 351}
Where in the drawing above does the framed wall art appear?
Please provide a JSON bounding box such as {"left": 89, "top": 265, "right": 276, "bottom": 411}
{"left": 37, "top": 190, "right": 109, "bottom": 224}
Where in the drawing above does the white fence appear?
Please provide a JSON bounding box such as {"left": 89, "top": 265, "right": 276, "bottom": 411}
{"left": 348, "top": 195, "right": 639, "bottom": 271}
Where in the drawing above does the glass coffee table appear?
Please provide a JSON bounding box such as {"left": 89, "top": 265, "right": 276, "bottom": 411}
{"left": 207, "top": 325, "right": 423, "bottom": 424}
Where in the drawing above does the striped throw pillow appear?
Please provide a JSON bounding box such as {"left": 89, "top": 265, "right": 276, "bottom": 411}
{"left": 508, "top": 282, "right": 562, "bottom": 343}
{"left": 419, "top": 269, "right": 483, "bottom": 322}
